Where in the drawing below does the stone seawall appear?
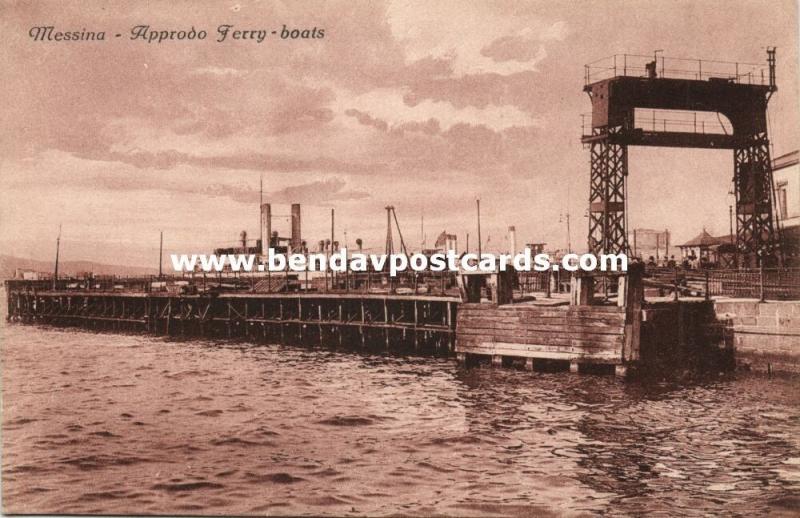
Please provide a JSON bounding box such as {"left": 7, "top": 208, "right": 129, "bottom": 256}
{"left": 713, "top": 299, "right": 800, "bottom": 374}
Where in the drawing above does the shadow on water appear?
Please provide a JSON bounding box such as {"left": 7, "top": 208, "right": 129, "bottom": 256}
{"left": 451, "top": 364, "right": 800, "bottom": 515}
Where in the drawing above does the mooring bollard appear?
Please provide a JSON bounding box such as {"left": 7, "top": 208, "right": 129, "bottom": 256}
{"left": 673, "top": 268, "right": 679, "bottom": 301}
{"left": 545, "top": 271, "right": 552, "bottom": 298}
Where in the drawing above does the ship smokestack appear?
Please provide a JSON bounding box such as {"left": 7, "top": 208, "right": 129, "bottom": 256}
{"left": 260, "top": 203, "right": 272, "bottom": 255}
{"left": 508, "top": 225, "right": 517, "bottom": 255}
{"left": 291, "top": 203, "right": 302, "bottom": 252}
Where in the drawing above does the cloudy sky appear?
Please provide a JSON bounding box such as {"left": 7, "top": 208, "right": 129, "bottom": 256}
{"left": 2, "top": 0, "right": 798, "bottom": 267}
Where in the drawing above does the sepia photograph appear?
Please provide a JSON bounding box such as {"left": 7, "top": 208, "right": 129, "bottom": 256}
{"left": 1, "top": 0, "right": 799, "bottom": 516}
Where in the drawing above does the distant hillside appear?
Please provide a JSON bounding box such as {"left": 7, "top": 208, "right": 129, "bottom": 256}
{"left": 0, "top": 255, "right": 159, "bottom": 280}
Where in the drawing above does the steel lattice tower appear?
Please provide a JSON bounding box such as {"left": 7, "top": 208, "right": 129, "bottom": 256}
{"left": 582, "top": 49, "right": 780, "bottom": 266}
{"left": 587, "top": 127, "right": 629, "bottom": 255}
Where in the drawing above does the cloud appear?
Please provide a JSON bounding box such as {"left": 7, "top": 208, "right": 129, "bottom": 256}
{"left": 344, "top": 109, "right": 389, "bottom": 132}
{"left": 481, "top": 36, "right": 547, "bottom": 63}
{"left": 340, "top": 88, "right": 540, "bottom": 131}
{"left": 71, "top": 147, "right": 378, "bottom": 175}
{"left": 267, "top": 178, "right": 370, "bottom": 204}
{"left": 342, "top": 105, "right": 542, "bottom": 174}
{"left": 481, "top": 23, "right": 566, "bottom": 63}
{"left": 387, "top": 1, "right": 565, "bottom": 76}
{"left": 53, "top": 165, "right": 369, "bottom": 206}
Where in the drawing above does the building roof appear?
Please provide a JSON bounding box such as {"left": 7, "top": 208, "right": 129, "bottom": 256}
{"left": 678, "top": 229, "right": 727, "bottom": 248}
{"left": 774, "top": 150, "right": 799, "bottom": 171}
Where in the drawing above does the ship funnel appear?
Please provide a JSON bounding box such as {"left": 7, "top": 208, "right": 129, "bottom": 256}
{"left": 291, "top": 204, "right": 302, "bottom": 252}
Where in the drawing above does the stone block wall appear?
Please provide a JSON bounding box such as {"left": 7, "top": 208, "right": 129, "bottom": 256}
{"left": 713, "top": 299, "right": 800, "bottom": 373}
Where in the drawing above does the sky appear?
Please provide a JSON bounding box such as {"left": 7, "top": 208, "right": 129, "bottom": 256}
{"left": 1, "top": 0, "right": 798, "bottom": 268}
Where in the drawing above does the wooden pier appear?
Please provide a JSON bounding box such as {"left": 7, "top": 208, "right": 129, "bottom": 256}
{"left": 453, "top": 265, "right": 729, "bottom": 377}
{"left": 5, "top": 265, "right": 731, "bottom": 376}
{"left": 456, "top": 303, "right": 631, "bottom": 375}
{"left": 5, "top": 290, "right": 458, "bottom": 353}
{"left": 454, "top": 268, "right": 644, "bottom": 376}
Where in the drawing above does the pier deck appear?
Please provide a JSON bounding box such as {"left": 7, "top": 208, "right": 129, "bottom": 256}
{"left": 5, "top": 289, "right": 459, "bottom": 353}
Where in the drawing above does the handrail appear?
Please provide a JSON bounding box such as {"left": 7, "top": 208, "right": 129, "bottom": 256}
{"left": 585, "top": 53, "right": 769, "bottom": 86}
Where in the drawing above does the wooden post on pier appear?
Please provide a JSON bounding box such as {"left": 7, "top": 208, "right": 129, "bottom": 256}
{"left": 673, "top": 268, "right": 680, "bottom": 301}
{"left": 360, "top": 299, "right": 365, "bottom": 347}
{"left": 166, "top": 299, "right": 172, "bottom": 336}
{"left": 570, "top": 273, "right": 594, "bottom": 306}
{"left": 318, "top": 302, "right": 323, "bottom": 346}
{"left": 279, "top": 300, "right": 284, "bottom": 342}
{"left": 622, "top": 264, "right": 644, "bottom": 365}
{"left": 545, "top": 271, "right": 552, "bottom": 298}
{"left": 413, "top": 300, "right": 419, "bottom": 350}
{"left": 226, "top": 300, "right": 231, "bottom": 337}
{"left": 384, "top": 299, "right": 390, "bottom": 349}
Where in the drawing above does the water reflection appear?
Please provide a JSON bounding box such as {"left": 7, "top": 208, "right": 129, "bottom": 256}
{"left": 2, "top": 325, "right": 799, "bottom": 516}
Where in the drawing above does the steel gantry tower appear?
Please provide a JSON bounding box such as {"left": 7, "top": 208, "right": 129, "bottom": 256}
{"left": 582, "top": 49, "right": 780, "bottom": 266}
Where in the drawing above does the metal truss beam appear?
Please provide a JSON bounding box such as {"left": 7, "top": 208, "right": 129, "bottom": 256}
{"left": 588, "top": 128, "right": 630, "bottom": 256}
{"left": 734, "top": 134, "right": 782, "bottom": 265}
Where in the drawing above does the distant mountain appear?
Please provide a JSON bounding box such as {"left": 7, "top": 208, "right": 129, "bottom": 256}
{"left": 0, "top": 255, "right": 159, "bottom": 280}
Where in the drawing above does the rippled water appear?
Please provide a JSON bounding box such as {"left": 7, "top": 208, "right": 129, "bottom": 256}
{"left": 2, "top": 323, "right": 799, "bottom": 516}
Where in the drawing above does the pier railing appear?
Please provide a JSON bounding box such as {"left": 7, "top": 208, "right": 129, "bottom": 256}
{"left": 14, "top": 267, "right": 800, "bottom": 301}
{"left": 4, "top": 270, "right": 461, "bottom": 297}
{"left": 644, "top": 267, "right": 800, "bottom": 301}
{"left": 517, "top": 270, "right": 573, "bottom": 297}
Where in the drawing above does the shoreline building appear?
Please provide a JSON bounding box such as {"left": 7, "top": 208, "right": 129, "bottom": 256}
{"left": 773, "top": 150, "right": 800, "bottom": 261}
{"left": 677, "top": 229, "right": 733, "bottom": 267}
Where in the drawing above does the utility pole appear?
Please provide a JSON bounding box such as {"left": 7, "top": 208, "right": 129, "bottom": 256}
{"left": 159, "top": 230, "right": 163, "bottom": 279}
{"left": 563, "top": 185, "right": 572, "bottom": 254}
{"left": 385, "top": 206, "right": 395, "bottom": 293}
{"left": 561, "top": 211, "right": 572, "bottom": 254}
{"left": 476, "top": 198, "right": 482, "bottom": 258}
{"left": 420, "top": 213, "right": 424, "bottom": 252}
{"left": 566, "top": 212, "right": 571, "bottom": 253}
{"left": 385, "top": 206, "right": 394, "bottom": 255}
{"left": 53, "top": 224, "right": 62, "bottom": 290}
{"left": 391, "top": 207, "right": 409, "bottom": 257}
{"left": 259, "top": 174, "right": 263, "bottom": 236}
